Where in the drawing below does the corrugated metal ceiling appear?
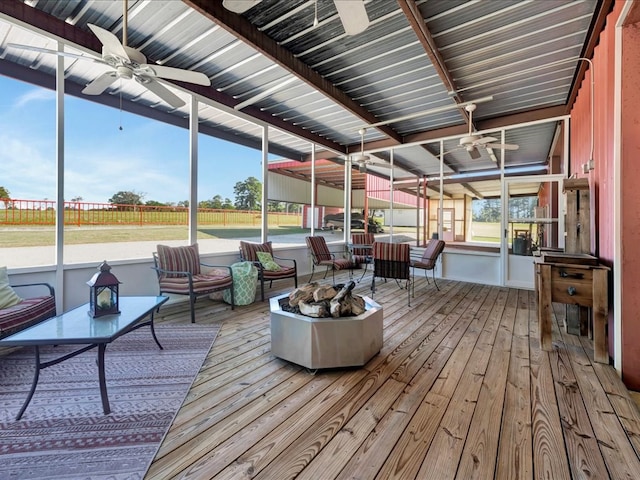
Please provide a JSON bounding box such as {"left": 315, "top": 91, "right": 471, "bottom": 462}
{"left": 0, "top": 0, "right": 610, "bottom": 199}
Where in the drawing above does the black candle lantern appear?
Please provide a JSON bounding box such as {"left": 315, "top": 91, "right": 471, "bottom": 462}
{"left": 87, "top": 260, "right": 120, "bottom": 317}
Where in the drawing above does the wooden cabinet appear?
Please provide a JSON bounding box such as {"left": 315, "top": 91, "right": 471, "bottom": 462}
{"left": 535, "top": 253, "right": 610, "bottom": 363}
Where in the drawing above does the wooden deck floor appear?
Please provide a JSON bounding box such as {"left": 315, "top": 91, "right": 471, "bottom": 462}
{"left": 147, "top": 272, "right": 640, "bottom": 479}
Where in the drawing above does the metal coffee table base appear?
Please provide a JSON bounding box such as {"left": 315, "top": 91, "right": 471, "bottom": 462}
{"left": 0, "top": 296, "right": 168, "bottom": 420}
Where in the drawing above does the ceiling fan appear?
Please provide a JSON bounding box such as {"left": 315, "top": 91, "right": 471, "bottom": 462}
{"left": 7, "top": 0, "right": 210, "bottom": 108}
{"left": 223, "top": 0, "right": 370, "bottom": 36}
{"left": 352, "top": 128, "right": 391, "bottom": 173}
{"left": 454, "top": 104, "right": 519, "bottom": 160}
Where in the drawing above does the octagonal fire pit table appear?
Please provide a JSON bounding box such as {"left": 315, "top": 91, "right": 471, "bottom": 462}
{"left": 269, "top": 293, "right": 383, "bottom": 370}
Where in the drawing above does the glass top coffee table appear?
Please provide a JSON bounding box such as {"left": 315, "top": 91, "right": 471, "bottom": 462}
{"left": 0, "top": 295, "right": 168, "bottom": 420}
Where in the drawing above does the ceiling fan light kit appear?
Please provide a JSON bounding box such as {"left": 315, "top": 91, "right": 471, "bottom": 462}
{"left": 454, "top": 103, "right": 519, "bottom": 159}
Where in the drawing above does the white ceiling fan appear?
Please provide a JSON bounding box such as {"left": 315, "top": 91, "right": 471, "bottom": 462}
{"left": 452, "top": 104, "right": 519, "bottom": 159}
{"left": 7, "top": 0, "right": 210, "bottom": 108}
{"left": 223, "top": 0, "right": 370, "bottom": 36}
{"left": 352, "top": 128, "right": 391, "bottom": 173}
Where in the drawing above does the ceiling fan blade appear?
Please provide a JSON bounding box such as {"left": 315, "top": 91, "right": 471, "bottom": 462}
{"left": 369, "top": 162, "right": 393, "bottom": 169}
{"left": 147, "top": 65, "right": 211, "bottom": 86}
{"left": 468, "top": 147, "right": 482, "bottom": 160}
{"left": 222, "top": 0, "right": 262, "bottom": 13}
{"left": 333, "top": 0, "right": 369, "bottom": 35}
{"left": 7, "top": 43, "right": 104, "bottom": 63}
{"left": 484, "top": 143, "right": 520, "bottom": 151}
{"left": 87, "top": 24, "right": 130, "bottom": 61}
{"left": 82, "top": 71, "right": 118, "bottom": 95}
{"left": 474, "top": 136, "right": 499, "bottom": 145}
{"left": 140, "top": 78, "right": 185, "bottom": 108}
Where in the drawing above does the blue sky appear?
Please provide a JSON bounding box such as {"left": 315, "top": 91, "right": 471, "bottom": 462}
{"left": 0, "top": 75, "right": 264, "bottom": 205}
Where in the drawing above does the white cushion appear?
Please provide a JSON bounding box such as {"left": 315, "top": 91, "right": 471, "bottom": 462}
{"left": 0, "top": 266, "right": 23, "bottom": 310}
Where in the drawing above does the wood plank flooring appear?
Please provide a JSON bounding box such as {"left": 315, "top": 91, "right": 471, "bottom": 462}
{"left": 147, "top": 272, "right": 640, "bottom": 479}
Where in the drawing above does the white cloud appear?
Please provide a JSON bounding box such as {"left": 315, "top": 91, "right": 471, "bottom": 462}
{"left": 13, "top": 88, "right": 56, "bottom": 109}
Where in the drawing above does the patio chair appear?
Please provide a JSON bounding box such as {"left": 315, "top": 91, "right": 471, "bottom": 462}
{"left": 350, "top": 232, "right": 375, "bottom": 282}
{"left": 305, "top": 236, "right": 353, "bottom": 284}
{"left": 239, "top": 241, "right": 297, "bottom": 301}
{"left": 411, "top": 239, "right": 446, "bottom": 295}
{"left": 152, "top": 243, "right": 234, "bottom": 323}
{"left": 371, "top": 241, "right": 411, "bottom": 306}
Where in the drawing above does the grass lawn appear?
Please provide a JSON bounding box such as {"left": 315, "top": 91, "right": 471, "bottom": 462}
{"left": 0, "top": 225, "right": 310, "bottom": 248}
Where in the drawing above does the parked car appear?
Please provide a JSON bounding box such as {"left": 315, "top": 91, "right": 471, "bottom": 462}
{"left": 323, "top": 213, "right": 384, "bottom": 233}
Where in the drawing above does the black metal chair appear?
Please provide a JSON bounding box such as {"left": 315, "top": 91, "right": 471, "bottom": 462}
{"left": 371, "top": 241, "right": 411, "bottom": 306}
{"left": 411, "top": 239, "right": 446, "bottom": 295}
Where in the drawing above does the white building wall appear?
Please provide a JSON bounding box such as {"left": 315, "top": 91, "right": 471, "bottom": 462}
{"left": 382, "top": 208, "right": 424, "bottom": 227}
{"left": 267, "top": 173, "right": 344, "bottom": 207}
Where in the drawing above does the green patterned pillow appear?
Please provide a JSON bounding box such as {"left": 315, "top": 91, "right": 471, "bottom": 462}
{"left": 256, "top": 251, "right": 281, "bottom": 271}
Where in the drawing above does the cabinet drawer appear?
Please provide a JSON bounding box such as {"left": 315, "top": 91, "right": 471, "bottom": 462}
{"left": 551, "top": 278, "right": 592, "bottom": 305}
{"left": 551, "top": 266, "right": 593, "bottom": 283}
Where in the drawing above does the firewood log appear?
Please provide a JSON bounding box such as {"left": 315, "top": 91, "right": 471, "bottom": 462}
{"left": 351, "top": 295, "right": 366, "bottom": 316}
{"left": 330, "top": 281, "right": 356, "bottom": 317}
{"left": 313, "top": 285, "right": 338, "bottom": 302}
{"left": 289, "top": 283, "right": 318, "bottom": 307}
{"left": 299, "top": 300, "right": 330, "bottom": 318}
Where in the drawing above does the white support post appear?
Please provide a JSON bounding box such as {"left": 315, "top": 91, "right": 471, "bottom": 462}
{"left": 390, "top": 149, "right": 395, "bottom": 239}
{"left": 55, "top": 42, "right": 65, "bottom": 312}
{"left": 188, "top": 95, "right": 198, "bottom": 244}
{"left": 344, "top": 156, "right": 352, "bottom": 243}
{"left": 311, "top": 144, "right": 316, "bottom": 236}
{"left": 261, "top": 125, "right": 269, "bottom": 243}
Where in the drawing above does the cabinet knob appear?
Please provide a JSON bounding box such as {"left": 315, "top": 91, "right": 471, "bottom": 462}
{"left": 567, "top": 286, "right": 577, "bottom": 296}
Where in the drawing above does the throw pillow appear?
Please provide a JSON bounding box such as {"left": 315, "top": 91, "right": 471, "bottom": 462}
{"left": 256, "top": 251, "right": 281, "bottom": 271}
{"left": 156, "top": 244, "right": 201, "bottom": 277}
{"left": 0, "top": 266, "right": 23, "bottom": 309}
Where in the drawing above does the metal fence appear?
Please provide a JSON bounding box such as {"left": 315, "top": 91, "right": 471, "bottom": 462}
{"left": 0, "top": 198, "right": 302, "bottom": 227}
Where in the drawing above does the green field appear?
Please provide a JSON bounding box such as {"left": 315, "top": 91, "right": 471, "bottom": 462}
{"left": 0, "top": 225, "right": 310, "bottom": 248}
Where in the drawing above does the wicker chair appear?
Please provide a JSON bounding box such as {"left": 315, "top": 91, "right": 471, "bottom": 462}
{"left": 152, "top": 243, "right": 234, "bottom": 323}
{"left": 411, "top": 239, "right": 446, "bottom": 294}
{"left": 239, "top": 241, "right": 297, "bottom": 301}
{"left": 305, "top": 236, "right": 353, "bottom": 284}
{"left": 371, "top": 241, "right": 411, "bottom": 306}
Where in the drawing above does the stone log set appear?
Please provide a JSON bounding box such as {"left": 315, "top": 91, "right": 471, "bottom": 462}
{"left": 287, "top": 281, "right": 366, "bottom": 318}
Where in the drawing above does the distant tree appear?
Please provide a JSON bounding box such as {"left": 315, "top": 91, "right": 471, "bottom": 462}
{"left": 267, "top": 201, "right": 286, "bottom": 212}
{"left": 207, "top": 195, "right": 226, "bottom": 209}
{"left": 145, "top": 200, "right": 167, "bottom": 211}
{"left": 473, "top": 199, "right": 501, "bottom": 223}
{"left": 177, "top": 200, "right": 189, "bottom": 208}
{"left": 108, "top": 190, "right": 145, "bottom": 211}
{"left": 0, "top": 186, "right": 11, "bottom": 209}
{"left": 234, "top": 177, "right": 262, "bottom": 211}
{"left": 197, "top": 197, "right": 235, "bottom": 209}
{"left": 509, "top": 196, "right": 536, "bottom": 219}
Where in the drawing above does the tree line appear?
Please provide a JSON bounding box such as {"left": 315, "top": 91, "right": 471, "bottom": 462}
{"left": 1, "top": 177, "right": 301, "bottom": 213}
{"left": 472, "top": 197, "right": 538, "bottom": 222}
